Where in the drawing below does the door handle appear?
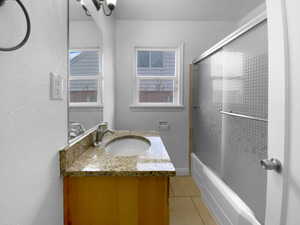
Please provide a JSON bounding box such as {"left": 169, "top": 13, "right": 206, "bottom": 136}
{"left": 260, "top": 158, "right": 282, "bottom": 172}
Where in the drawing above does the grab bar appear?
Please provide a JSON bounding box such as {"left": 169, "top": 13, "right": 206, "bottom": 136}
{"left": 220, "top": 111, "right": 268, "bottom": 122}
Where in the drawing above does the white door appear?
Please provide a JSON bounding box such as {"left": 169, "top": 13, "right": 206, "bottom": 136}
{"left": 265, "top": 0, "right": 289, "bottom": 224}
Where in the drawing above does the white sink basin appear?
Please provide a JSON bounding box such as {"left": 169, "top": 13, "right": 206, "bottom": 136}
{"left": 105, "top": 135, "right": 151, "bottom": 156}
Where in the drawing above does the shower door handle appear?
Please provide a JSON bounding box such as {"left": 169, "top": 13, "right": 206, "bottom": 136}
{"left": 260, "top": 158, "right": 282, "bottom": 172}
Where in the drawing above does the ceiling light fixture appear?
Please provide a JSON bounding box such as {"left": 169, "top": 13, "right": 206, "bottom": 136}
{"left": 77, "top": 0, "right": 91, "bottom": 17}
{"left": 92, "top": 0, "right": 117, "bottom": 16}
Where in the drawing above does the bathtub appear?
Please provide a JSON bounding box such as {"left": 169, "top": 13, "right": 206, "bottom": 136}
{"left": 191, "top": 153, "right": 261, "bottom": 225}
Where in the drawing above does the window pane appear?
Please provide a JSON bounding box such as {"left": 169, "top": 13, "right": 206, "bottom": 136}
{"left": 70, "top": 79, "right": 98, "bottom": 103}
{"left": 139, "top": 79, "right": 174, "bottom": 103}
{"left": 69, "top": 50, "right": 100, "bottom": 76}
{"left": 151, "top": 51, "right": 163, "bottom": 67}
{"left": 137, "top": 51, "right": 150, "bottom": 68}
{"left": 137, "top": 50, "right": 176, "bottom": 76}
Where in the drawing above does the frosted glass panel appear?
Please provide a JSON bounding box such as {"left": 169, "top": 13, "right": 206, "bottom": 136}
{"left": 192, "top": 51, "right": 223, "bottom": 175}
{"left": 192, "top": 21, "right": 268, "bottom": 224}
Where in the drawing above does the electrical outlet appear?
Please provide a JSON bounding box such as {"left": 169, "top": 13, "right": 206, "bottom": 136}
{"left": 158, "top": 121, "right": 169, "bottom": 131}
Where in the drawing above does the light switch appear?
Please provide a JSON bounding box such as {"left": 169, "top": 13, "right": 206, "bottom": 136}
{"left": 50, "top": 72, "right": 63, "bottom": 100}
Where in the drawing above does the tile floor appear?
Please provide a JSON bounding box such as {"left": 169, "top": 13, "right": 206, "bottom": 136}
{"left": 169, "top": 176, "right": 218, "bottom": 225}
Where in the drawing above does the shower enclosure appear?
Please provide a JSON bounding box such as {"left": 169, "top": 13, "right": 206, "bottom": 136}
{"left": 191, "top": 20, "right": 268, "bottom": 224}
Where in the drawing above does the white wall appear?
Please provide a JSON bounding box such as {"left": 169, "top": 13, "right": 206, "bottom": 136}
{"left": 69, "top": 106, "right": 103, "bottom": 130}
{"left": 237, "top": 2, "right": 266, "bottom": 27}
{"left": 114, "top": 20, "right": 236, "bottom": 172}
{"left": 69, "top": 20, "right": 101, "bottom": 49}
{"left": 283, "top": 0, "right": 300, "bottom": 224}
{"left": 0, "top": 0, "right": 67, "bottom": 224}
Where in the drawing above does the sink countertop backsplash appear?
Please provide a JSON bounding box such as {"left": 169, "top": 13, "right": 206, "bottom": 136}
{"left": 59, "top": 130, "right": 176, "bottom": 177}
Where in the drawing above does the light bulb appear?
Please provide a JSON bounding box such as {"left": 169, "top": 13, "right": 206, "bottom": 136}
{"left": 106, "top": 0, "right": 117, "bottom": 10}
{"left": 77, "top": 0, "right": 84, "bottom": 5}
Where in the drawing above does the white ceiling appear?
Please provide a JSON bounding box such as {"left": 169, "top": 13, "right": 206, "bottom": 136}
{"left": 69, "top": 0, "right": 92, "bottom": 21}
{"left": 114, "top": 0, "right": 265, "bottom": 21}
{"left": 69, "top": 0, "right": 265, "bottom": 22}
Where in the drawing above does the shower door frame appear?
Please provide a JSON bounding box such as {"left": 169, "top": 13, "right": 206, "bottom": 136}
{"left": 265, "top": 0, "right": 290, "bottom": 225}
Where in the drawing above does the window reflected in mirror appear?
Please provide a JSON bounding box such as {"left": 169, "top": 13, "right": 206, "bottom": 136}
{"left": 69, "top": 50, "right": 102, "bottom": 106}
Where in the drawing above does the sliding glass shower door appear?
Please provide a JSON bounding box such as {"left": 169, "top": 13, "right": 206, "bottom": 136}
{"left": 192, "top": 21, "right": 268, "bottom": 224}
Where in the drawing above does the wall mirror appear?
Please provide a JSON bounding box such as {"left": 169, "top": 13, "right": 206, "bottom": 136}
{"left": 68, "top": 0, "right": 103, "bottom": 142}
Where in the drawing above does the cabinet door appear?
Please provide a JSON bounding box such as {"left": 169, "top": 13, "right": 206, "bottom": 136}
{"left": 64, "top": 176, "right": 169, "bottom": 225}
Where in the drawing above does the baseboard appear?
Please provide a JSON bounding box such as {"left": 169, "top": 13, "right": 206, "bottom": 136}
{"left": 191, "top": 153, "right": 261, "bottom": 225}
{"left": 175, "top": 168, "right": 190, "bottom": 176}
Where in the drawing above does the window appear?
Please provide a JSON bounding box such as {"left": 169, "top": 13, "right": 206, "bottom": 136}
{"left": 69, "top": 49, "right": 102, "bottom": 107}
{"left": 133, "top": 46, "right": 183, "bottom": 107}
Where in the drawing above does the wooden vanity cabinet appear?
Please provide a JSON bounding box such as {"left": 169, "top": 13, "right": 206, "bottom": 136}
{"left": 64, "top": 176, "right": 170, "bottom": 225}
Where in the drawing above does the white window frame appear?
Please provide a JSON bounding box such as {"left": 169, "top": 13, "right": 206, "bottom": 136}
{"left": 131, "top": 44, "right": 184, "bottom": 108}
{"left": 69, "top": 48, "right": 103, "bottom": 107}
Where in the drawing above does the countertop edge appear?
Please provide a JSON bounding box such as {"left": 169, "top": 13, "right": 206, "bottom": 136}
{"left": 62, "top": 170, "right": 176, "bottom": 177}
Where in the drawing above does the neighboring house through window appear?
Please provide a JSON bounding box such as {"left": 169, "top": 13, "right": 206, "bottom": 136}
{"left": 69, "top": 49, "right": 102, "bottom": 107}
{"left": 133, "top": 46, "right": 183, "bottom": 107}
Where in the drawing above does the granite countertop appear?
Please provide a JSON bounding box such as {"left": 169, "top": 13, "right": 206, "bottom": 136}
{"left": 63, "top": 131, "right": 176, "bottom": 177}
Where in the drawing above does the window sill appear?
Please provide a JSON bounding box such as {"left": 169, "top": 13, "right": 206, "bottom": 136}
{"left": 130, "top": 104, "right": 184, "bottom": 110}
{"left": 69, "top": 104, "right": 103, "bottom": 109}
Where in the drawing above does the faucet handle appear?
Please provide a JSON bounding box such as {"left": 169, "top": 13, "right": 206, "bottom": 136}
{"left": 98, "top": 122, "right": 108, "bottom": 131}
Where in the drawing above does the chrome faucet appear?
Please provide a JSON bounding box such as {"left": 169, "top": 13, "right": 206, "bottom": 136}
{"left": 69, "top": 122, "right": 86, "bottom": 140}
{"left": 94, "top": 122, "right": 114, "bottom": 147}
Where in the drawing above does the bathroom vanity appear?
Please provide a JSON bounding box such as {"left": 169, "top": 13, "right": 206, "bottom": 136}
{"left": 60, "top": 130, "right": 176, "bottom": 225}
